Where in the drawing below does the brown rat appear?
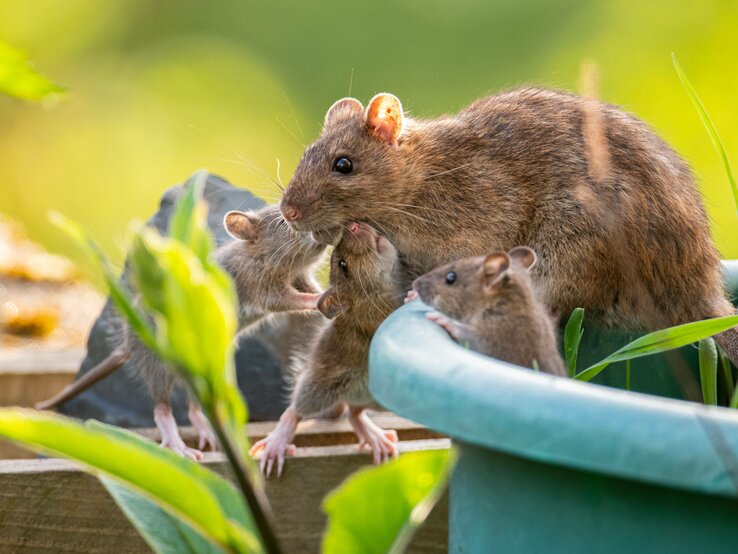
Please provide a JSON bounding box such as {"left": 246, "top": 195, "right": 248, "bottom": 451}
{"left": 413, "top": 246, "right": 566, "bottom": 376}
{"left": 37, "top": 204, "right": 326, "bottom": 460}
{"left": 250, "top": 221, "right": 405, "bottom": 477}
{"left": 279, "top": 88, "right": 738, "bottom": 366}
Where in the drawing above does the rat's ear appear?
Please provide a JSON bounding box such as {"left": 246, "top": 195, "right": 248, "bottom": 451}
{"left": 508, "top": 246, "right": 537, "bottom": 270}
{"left": 324, "top": 98, "right": 364, "bottom": 129}
{"left": 317, "top": 287, "right": 348, "bottom": 319}
{"left": 224, "top": 210, "right": 259, "bottom": 241}
{"left": 482, "top": 253, "right": 510, "bottom": 291}
{"left": 365, "top": 93, "right": 404, "bottom": 146}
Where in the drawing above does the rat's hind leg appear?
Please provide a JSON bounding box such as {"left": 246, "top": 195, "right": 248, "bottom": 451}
{"left": 154, "top": 402, "right": 204, "bottom": 461}
{"left": 348, "top": 406, "right": 398, "bottom": 465}
{"left": 188, "top": 402, "right": 217, "bottom": 452}
{"left": 249, "top": 406, "right": 299, "bottom": 478}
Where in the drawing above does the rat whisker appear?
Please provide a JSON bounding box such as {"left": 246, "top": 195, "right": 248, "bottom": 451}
{"left": 426, "top": 163, "right": 472, "bottom": 179}
{"left": 282, "top": 91, "right": 306, "bottom": 142}
{"left": 276, "top": 118, "right": 306, "bottom": 149}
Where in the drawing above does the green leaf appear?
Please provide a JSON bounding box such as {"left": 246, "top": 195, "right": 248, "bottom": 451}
{"left": 699, "top": 338, "right": 718, "bottom": 405}
{"left": 575, "top": 315, "right": 738, "bottom": 382}
{"left": 0, "top": 42, "right": 65, "bottom": 101}
{"left": 103, "top": 479, "right": 224, "bottom": 554}
{"left": 564, "top": 308, "right": 585, "bottom": 377}
{"left": 672, "top": 53, "right": 738, "bottom": 214}
{"left": 48, "top": 211, "right": 157, "bottom": 352}
{"left": 322, "top": 449, "right": 455, "bottom": 554}
{"left": 0, "top": 409, "right": 261, "bottom": 553}
{"left": 168, "top": 171, "right": 214, "bottom": 263}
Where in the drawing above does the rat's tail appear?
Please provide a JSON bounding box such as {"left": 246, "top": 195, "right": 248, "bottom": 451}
{"left": 35, "top": 344, "right": 131, "bottom": 411}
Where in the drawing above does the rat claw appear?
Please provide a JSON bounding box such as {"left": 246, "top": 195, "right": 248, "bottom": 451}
{"left": 277, "top": 455, "right": 285, "bottom": 478}
{"left": 265, "top": 457, "right": 274, "bottom": 479}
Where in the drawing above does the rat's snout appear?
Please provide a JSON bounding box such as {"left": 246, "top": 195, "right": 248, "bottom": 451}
{"left": 282, "top": 203, "right": 301, "bottom": 223}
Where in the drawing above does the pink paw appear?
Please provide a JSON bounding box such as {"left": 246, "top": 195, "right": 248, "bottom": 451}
{"left": 249, "top": 436, "right": 297, "bottom": 478}
{"left": 358, "top": 428, "right": 399, "bottom": 465}
{"left": 426, "top": 312, "right": 461, "bottom": 340}
{"left": 163, "top": 440, "right": 204, "bottom": 461}
{"left": 404, "top": 290, "right": 419, "bottom": 304}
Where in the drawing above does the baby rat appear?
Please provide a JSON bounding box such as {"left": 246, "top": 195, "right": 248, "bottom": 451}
{"left": 413, "top": 246, "right": 566, "bottom": 376}
{"left": 250, "top": 221, "right": 405, "bottom": 477}
{"left": 279, "top": 88, "right": 738, "bottom": 367}
{"left": 37, "top": 204, "right": 326, "bottom": 460}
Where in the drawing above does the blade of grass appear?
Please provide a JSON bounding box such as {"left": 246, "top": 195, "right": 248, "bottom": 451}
{"left": 718, "top": 348, "right": 735, "bottom": 403}
{"left": 575, "top": 315, "right": 738, "bottom": 382}
{"left": 564, "top": 308, "right": 585, "bottom": 377}
{"left": 673, "top": 53, "right": 738, "bottom": 214}
{"left": 699, "top": 338, "right": 718, "bottom": 405}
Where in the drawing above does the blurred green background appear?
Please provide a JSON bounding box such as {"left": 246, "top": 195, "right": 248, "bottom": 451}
{"left": 1, "top": 0, "right": 736, "bottom": 266}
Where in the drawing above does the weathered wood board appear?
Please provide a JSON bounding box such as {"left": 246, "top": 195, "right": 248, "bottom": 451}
{"left": 0, "top": 348, "right": 82, "bottom": 459}
{"left": 0, "top": 439, "right": 450, "bottom": 553}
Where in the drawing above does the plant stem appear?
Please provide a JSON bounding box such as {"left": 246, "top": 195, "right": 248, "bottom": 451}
{"left": 625, "top": 359, "right": 631, "bottom": 391}
{"left": 210, "top": 414, "right": 282, "bottom": 554}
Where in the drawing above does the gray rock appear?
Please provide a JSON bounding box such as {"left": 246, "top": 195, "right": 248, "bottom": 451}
{"left": 59, "top": 173, "right": 292, "bottom": 425}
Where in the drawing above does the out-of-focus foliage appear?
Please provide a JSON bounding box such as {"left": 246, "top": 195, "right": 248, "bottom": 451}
{"left": 1, "top": 0, "right": 736, "bottom": 265}
{"left": 0, "top": 41, "right": 64, "bottom": 100}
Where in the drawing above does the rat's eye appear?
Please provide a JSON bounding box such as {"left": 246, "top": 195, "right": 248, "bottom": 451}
{"left": 445, "top": 271, "right": 457, "bottom": 285}
{"left": 338, "top": 259, "right": 349, "bottom": 274}
{"left": 333, "top": 157, "right": 353, "bottom": 174}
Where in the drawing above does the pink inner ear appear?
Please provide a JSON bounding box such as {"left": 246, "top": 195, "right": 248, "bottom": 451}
{"left": 366, "top": 94, "right": 403, "bottom": 144}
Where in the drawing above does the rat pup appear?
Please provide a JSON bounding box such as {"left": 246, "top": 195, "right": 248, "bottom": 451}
{"left": 250, "top": 221, "right": 405, "bottom": 477}
{"left": 279, "top": 88, "right": 738, "bottom": 367}
{"left": 413, "top": 246, "right": 566, "bottom": 376}
{"left": 37, "top": 204, "right": 325, "bottom": 460}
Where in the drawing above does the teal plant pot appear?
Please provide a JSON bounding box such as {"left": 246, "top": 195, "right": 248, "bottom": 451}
{"left": 369, "top": 261, "right": 738, "bottom": 554}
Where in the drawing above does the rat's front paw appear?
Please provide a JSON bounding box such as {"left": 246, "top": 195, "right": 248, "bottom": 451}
{"left": 426, "top": 312, "right": 464, "bottom": 341}
{"left": 250, "top": 436, "right": 297, "bottom": 478}
{"left": 404, "top": 290, "right": 419, "bottom": 304}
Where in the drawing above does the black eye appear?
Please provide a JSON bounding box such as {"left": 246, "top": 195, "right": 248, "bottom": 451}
{"left": 445, "top": 271, "right": 456, "bottom": 284}
{"left": 333, "top": 157, "right": 353, "bottom": 174}
{"left": 338, "top": 259, "right": 349, "bottom": 274}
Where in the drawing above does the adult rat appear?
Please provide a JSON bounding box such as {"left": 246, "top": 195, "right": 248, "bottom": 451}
{"left": 37, "top": 204, "right": 326, "bottom": 460}
{"left": 413, "top": 246, "right": 566, "bottom": 376}
{"left": 279, "top": 87, "right": 738, "bottom": 365}
{"left": 250, "top": 221, "right": 405, "bottom": 477}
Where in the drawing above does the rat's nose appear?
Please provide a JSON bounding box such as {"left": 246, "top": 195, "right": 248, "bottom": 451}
{"left": 282, "top": 204, "right": 301, "bottom": 223}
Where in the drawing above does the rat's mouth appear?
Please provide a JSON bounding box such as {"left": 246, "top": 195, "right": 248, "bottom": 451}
{"left": 310, "top": 226, "right": 342, "bottom": 246}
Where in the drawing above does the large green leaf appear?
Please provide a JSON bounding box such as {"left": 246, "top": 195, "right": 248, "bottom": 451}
{"left": 322, "top": 449, "right": 455, "bottom": 554}
{"left": 564, "top": 308, "right": 585, "bottom": 377}
{"left": 0, "top": 409, "right": 261, "bottom": 553}
{"left": 575, "top": 315, "right": 738, "bottom": 382}
{"left": 0, "top": 42, "right": 65, "bottom": 101}
{"left": 673, "top": 53, "right": 738, "bottom": 214}
{"left": 103, "top": 479, "right": 224, "bottom": 554}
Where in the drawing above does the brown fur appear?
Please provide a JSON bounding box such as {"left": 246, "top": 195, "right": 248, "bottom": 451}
{"left": 281, "top": 87, "right": 738, "bottom": 366}
{"left": 414, "top": 247, "right": 566, "bottom": 376}
{"left": 292, "top": 223, "right": 404, "bottom": 417}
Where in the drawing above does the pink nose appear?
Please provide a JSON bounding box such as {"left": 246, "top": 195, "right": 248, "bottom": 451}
{"left": 283, "top": 204, "right": 301, "bottom": 222}
{"left": 348, "top": 222, "right": 361, "bottom": 234}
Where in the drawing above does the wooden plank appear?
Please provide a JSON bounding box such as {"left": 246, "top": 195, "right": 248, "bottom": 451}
{"left": 136, "top": 411, "right": 446, "bottom": 448}
{"left": 0, "top": 439, "right": 450, "bottom": 553}
{"left": 0, "top": 348, "right": 84, "bottom": 459}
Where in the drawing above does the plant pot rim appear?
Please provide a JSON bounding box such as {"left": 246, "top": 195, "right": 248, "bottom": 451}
{"left": 369, "top": 260, "right": 738, "bottom": 499}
